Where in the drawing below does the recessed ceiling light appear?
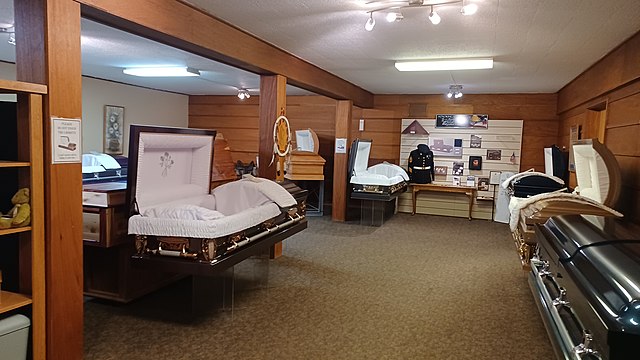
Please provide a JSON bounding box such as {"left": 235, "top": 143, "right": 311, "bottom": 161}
{"left": 123, "top": 67, "right": 201, "bottom": 77}
{"left": 395, "top": 58, "right": 493, "bottom": 72}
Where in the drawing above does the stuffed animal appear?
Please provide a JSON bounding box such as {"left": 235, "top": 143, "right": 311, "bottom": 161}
{"left": 0, "top": 188, "right": 31, "bottom": 229}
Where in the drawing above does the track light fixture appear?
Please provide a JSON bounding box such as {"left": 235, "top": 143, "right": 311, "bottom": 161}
{"left": 447, "top": 85, "right": 463, "bottom": 99}
{"left": 363, "top": 0, "right": 478, "bottom": 31}
{"left": 237, "top": 89, "right": 251, "bottom": 100}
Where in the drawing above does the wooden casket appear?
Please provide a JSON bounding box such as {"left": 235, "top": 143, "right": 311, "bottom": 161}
{"left": 507, "top": 139, "right": 622, "bottom": 269}
{"left": 285, "top": 128, "right": 325, "bottom": 180}
{"left": 126, "top": 125, "right": 307, "bottom": 274}
{"left": 348, "top": 139, "right": 409, "bottom": 201}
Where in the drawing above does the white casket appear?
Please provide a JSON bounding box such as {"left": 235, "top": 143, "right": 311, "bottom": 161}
{"left": 504, "top": 139, "right": 622, "bottom": 269}
{"left": 348, "top": 139, "right": 409, "bottom": 201}
{"left": 126, "top": 125, "right": 307, "bottom": 269}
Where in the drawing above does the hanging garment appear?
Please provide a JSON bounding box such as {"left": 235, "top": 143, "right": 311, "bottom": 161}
{"left": 408, "top": 144, "right": 435, "bottom": 184}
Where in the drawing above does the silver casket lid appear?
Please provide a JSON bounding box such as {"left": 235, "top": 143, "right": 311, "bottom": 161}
{"left": 126, "top": 125, "right": 216, "bottom": 215}
{"left": 541, "top": 215, "right": 640, "bottom": 336}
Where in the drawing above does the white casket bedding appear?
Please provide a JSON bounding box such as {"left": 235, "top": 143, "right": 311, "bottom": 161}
{"left": 128, "top": 175, "right": 295, "bottom": 239}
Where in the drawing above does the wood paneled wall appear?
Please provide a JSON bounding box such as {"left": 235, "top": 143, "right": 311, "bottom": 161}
{"left": 363, "top": 94, "right": 559, "bottom": 172}
{"left": 190, "top": 93, "right": 558, "bottom": 213}
{"left": 557, "top": 31, "right": 640, "bottom": 225}
{"left": 189, "top": 94, "right": 338, "bottom": 199}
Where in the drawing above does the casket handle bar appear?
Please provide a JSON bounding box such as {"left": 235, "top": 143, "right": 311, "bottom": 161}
{"left": 155, "top": 242, "right": 198, "bottom": 259}
{"left": 573, "top": 330, "right": 602, "bottom": 359}
{"left": 552, "top": 287, "right": 570, "bottom": 308}
{"left": 537, "top": 260, "right": 552, "bottom": 277}
{"left": 226, "top": 213, "right": 303, "bottom": 253}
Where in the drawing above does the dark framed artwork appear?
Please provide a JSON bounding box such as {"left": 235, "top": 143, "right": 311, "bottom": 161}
{"left": 104, "top": 105, "right": 125, "bottom": 155}
{"left": 486, "top": 149, "right": 501, "bottom": 160}
{"left": 477, "top": 177, "right": 489, "bottom": 191}
{"left": 469, "top": 156, "right": 482, "bottom": 170}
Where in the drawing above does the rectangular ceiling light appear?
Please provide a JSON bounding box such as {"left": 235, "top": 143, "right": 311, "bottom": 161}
{"left": 123, "top": 66, "right": 201, "bottom": 77}
{"left": 394, "top": 58, "right": 494, "bottom": 72}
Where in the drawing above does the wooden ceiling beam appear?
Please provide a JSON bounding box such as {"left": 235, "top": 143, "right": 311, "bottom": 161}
{"left": 77, "top": 0, "right": 374, "bottom": 108}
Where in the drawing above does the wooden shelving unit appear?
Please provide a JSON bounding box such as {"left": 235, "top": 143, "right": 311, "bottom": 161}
{"left": 0, "top": 79, "right": 46, "bottom": 359}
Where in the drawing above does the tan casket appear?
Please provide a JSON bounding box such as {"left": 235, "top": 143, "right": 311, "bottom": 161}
{"left": 506, "top": 139, "right": 622, "bottom": 269}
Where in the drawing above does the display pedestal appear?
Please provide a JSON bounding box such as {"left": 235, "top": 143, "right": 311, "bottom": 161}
{"left": 359, "top": 198, "right": 397, "bottom": 227}
{"left": 284, "top": 179, "right": 323, "bottom": 216}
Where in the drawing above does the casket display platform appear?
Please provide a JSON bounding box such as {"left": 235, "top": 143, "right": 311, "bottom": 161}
{"left": 506, "top": 139, "right": 622, "bottom": 269}
{"left": 530, "top": 215, "right": 640, "bottom": 360}
{"left": 126, "top": 125, "right": 307, "bottom": 276}
{"left": 348, "top": 139, "right": 409, "bottom": 201}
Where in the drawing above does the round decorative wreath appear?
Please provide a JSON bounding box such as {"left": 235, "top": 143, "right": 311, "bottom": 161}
{"left": 273, "top": 115, "right": 291, "bottom": 157}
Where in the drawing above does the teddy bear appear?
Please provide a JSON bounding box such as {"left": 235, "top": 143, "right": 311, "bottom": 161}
{"left": 0, "top": 188, "right": 31, "bottom": 229}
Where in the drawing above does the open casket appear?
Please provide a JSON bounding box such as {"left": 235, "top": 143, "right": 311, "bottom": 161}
{"left": 505, "top": 139, "right": 622, "bottom": 269}
{"left": 126, "top": 125, "right": 307, "bottom": 273}
{"left": 348, "top": 139, "right": 409, "bottom": 201}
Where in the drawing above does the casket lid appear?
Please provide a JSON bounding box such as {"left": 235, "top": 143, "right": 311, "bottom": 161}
{"left": 126, "top": 125, "right": 216, "bottom": 215}
{"left": 542, "top": 214, "right": 640, "bottom": 261}
{"left": 572, "top": 139, "right": 621, "bottom": 207}
{"left": 542, "top": 215, "right": 640, "bottom": 335}
{"left": 347, "top": 139, "right": 372, "bottom": 177}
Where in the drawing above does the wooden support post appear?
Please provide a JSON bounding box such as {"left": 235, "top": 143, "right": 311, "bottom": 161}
{"left": 258, "top": 75, "right": 287, "bottom": 258}
{"left": 15, "top": 1, "right": 84, "bottom": 358}
{"left": 332, "top": 100, "right": 353, "bottom": 221}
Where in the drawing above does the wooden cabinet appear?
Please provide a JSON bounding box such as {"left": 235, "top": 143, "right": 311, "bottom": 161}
{"left": 0, "top": 79, "right": 46, "bottom": 359}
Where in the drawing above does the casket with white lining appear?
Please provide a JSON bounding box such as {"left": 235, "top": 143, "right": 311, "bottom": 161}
{"left": 504, "top": 139, "right": 622, "bottom": 269}
{"left": 348, "top": 139, "right": 409, "bottom": 201}
{"left": 126, "top": 125, "right": 307, "bottom": 269}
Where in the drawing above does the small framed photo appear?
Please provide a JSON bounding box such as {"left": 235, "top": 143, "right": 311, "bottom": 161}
{"left": 489, "top": 171, "right": 501, "bottom": 185}
{"left": 104, "top": 105, "right": 125, "bottom": 155}
{"left": 434, "top": 166, "right": 448, "bottom": 176}
{"left": 477, "top": 177, "right": 490, "bottom": 191}
{"left": 469, "top": 156, "right": 482, "bottom": 170}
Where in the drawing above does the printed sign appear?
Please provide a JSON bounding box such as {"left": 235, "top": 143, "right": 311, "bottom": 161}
{"left": 52, "top": 117, "right": 82, "bottom": 163}
{"left": 435, "top": 114, "right": 488, "bottom": 129}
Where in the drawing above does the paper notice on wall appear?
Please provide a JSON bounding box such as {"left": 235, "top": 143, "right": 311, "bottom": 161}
{"left": 335, "top": 138, "right": 347, "bottom": 154}
{"left": 52, "top": 117, "right": 82, "bottom": 164}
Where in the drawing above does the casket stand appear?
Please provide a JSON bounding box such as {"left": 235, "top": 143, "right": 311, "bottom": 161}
{"left": 503, "top": 139, "right": 622, "bottom": 269}
{"left": 126, "top": 125, "right": 307, "bottom": 278}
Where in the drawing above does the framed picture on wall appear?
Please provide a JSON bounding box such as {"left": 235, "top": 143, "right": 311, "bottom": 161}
{"left": 469, "top": 156, "right": 482, "bottom": 170}
{"left": 104, "top": 105, "right": 124, "bottom": 155}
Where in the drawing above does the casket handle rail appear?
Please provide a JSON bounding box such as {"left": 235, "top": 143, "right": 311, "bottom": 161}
{"left": 573, "top": 330, "right": 602, "bottom": 359}
{"left": 155, "top": 239, "right": 198, "bottom": 260}
{"left": 226, "top": 213, "right": 303, "bottom": 254}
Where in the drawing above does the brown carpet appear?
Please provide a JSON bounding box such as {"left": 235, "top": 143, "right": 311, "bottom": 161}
{"left": 84, "top": 214, "right": 554, "bottom": 359}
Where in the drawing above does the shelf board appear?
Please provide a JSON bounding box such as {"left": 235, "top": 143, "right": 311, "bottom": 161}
{"left": 0, "top": 79, "right": 48, "bottom": 94}
{"left": 0, "top": 291, "right": 33, "bottom": 314}
{"left": 0, "top": 226, "right": 31, "bottom": 236}
{"left": 0, "top": 160, "right": 30, "bottom": 168}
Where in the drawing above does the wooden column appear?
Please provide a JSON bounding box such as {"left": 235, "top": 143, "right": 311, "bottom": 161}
{"left": 332, "top": 100, "right": 353, "bottom": 221}
{"left": 15, "top": 1, "right": 84, "bottom": 359}
{"left": 258, "top": 74, "right": 287, "bottom": 257}
{"left": 258, "top": 75, "right": 287, "bottom": 180}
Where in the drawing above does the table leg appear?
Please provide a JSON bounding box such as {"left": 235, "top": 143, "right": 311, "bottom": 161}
{"left": 467, "top": 191, "right": 474, "bottom": 220}
{"left": 412, "top": 189, "right": 417, "bottom": 215}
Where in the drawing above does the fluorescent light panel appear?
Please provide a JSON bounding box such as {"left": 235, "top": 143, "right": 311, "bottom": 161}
{"left": 395, "top": 58, "right": 493, "bottom": 72}
{"left": 123, "top": 66, "right": 200, "bottom": 77}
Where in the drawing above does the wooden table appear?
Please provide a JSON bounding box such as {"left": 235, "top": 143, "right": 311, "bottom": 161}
{"left": 411, "top": 183, "right": 477, "bottom": 220}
